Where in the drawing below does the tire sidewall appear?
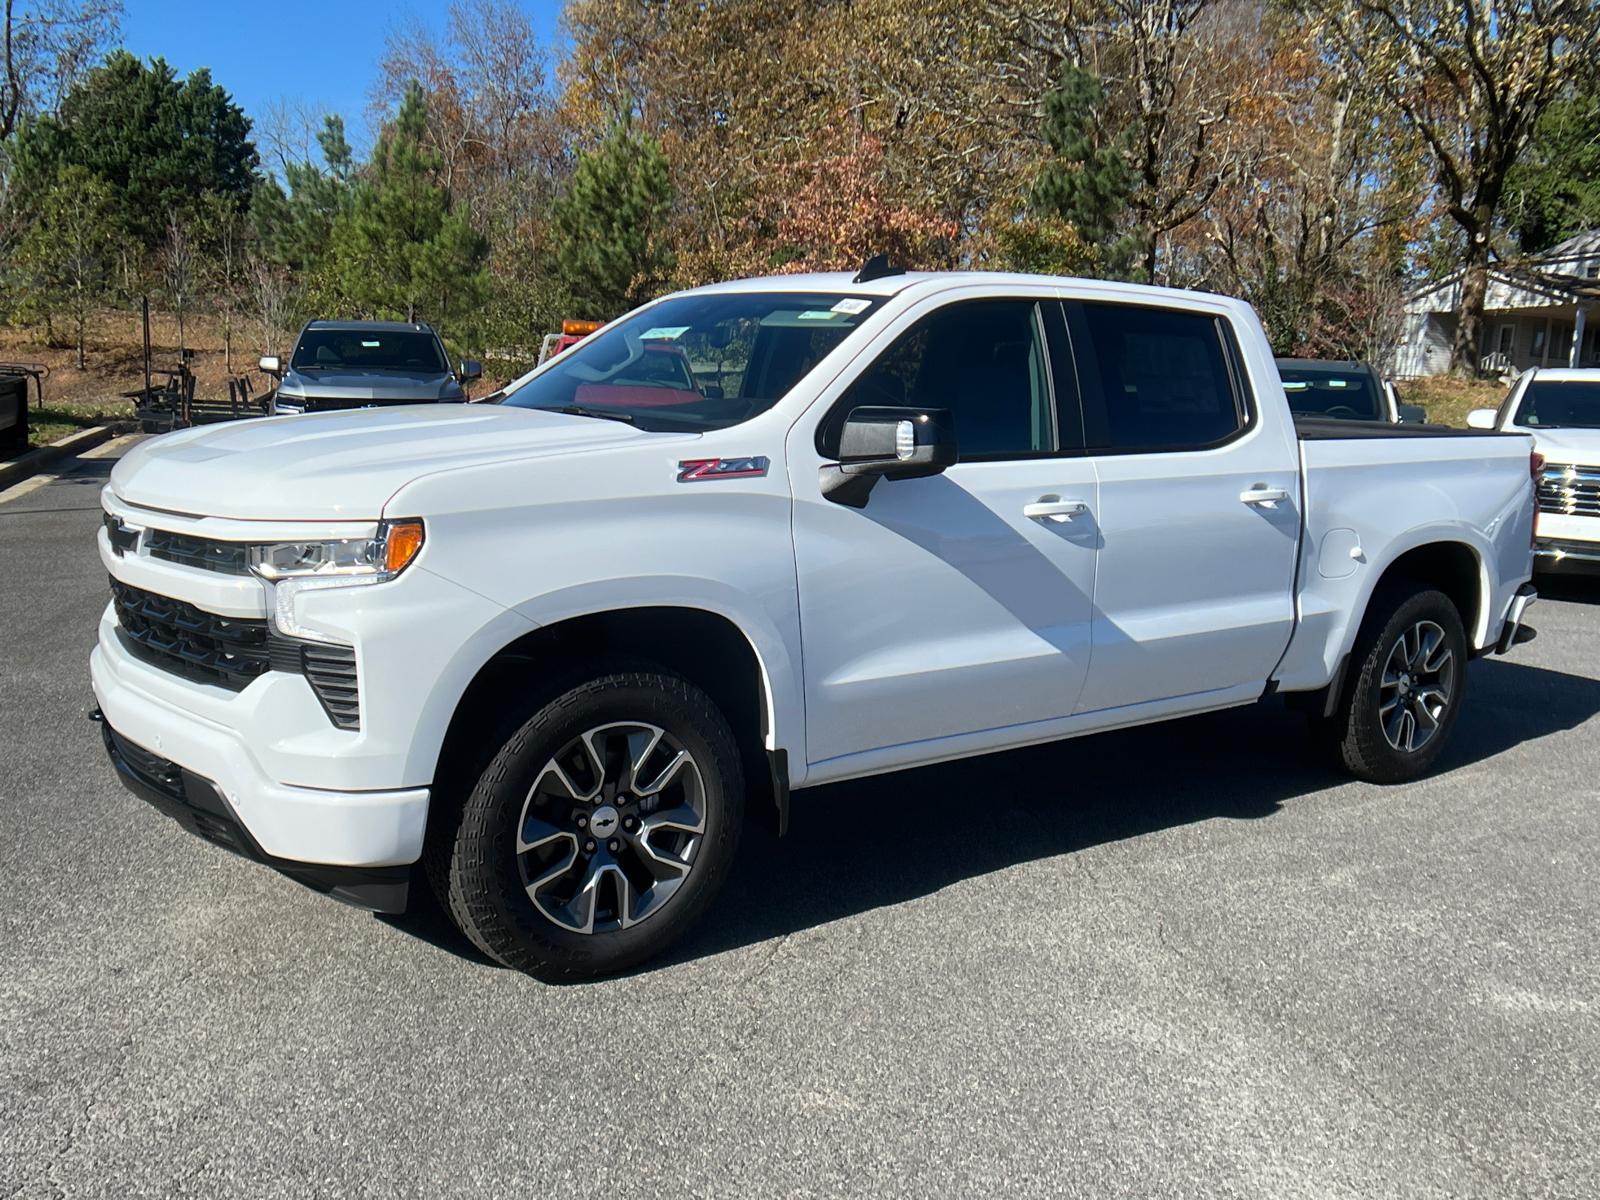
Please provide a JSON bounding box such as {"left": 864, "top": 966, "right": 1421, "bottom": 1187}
{"left": 449, "top": 670, "right": 743, "bottom": 979}
{"left": 1345, "top": 585, "right": 1468, "bottom": 781}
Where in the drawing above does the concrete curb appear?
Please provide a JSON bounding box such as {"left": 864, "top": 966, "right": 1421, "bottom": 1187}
{"left": 0, "top": 423, "right": 134, "bottom": 492}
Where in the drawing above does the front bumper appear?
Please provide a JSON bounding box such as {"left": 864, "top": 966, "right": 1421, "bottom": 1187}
{"left": 1534, "top": 537, "right": 1600, "bottom": 575}
{"left": 97, "top": 713, "right": 412, "bottom": 912}
{"left": 91, "top": 633, "right": 429, "bottom": 868}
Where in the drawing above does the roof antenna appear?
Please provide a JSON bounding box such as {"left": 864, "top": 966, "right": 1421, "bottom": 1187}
{"left": 852, "top": 253, "right": 906, "bottom": 284}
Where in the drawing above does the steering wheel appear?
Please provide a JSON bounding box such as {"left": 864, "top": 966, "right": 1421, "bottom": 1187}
{"left": 1323, "top": 405, "right": 1359, "bottom": 418}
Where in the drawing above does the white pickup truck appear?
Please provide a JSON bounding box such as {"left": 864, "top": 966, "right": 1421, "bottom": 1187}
{"left": 93, "top": 270, "right": 1540, "bottom": 980}
{"left": 1469, "top": 366, "right": 1600, "bottom": 574}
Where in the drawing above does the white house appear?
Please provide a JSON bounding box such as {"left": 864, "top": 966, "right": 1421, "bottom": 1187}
{"left": 1395, "top": 229, "right": 1600, "bottom": 379}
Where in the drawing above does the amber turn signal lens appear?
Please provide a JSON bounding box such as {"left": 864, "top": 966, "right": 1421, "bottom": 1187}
{"left": 562, "top": 319, "right": 603, "bottom": 336}
{"left": 384, "top": 521, "right": 425, "bottom": 573}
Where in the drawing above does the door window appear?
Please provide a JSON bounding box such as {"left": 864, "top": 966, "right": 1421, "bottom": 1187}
{"left": 1065, "top": 302, "right": 1250, "bottom": 452}
{"left": 820, "top": 299, "right": 1059, "bottom": 460}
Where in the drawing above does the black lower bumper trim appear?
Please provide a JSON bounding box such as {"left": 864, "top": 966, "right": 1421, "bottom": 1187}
{"left": 97, "top": 713, "right": 411, "bottom": 913}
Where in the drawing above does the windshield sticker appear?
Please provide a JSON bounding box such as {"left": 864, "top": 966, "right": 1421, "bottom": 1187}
{"left": 639, "top": 326, "right": 691, "bottom": 340}
{"left": 797, "top": 310, "right": 840, "bottom": 321}
{"left": 677, "top": 456, "right": 770, "bottom": 482}
{"left": 831, "top": 298, "right": 872, "bottom": 315}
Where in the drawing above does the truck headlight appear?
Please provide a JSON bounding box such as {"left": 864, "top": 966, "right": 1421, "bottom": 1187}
{"left": 250, "top": 520, "right": 424, "bottom": 641}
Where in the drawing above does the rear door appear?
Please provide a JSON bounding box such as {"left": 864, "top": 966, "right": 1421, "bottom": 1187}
{"left": 790, "top": 294, "right": 1100, "bottom": 771}
{"left": 1060, "top": 299, "right": 1301, "bottom": 714}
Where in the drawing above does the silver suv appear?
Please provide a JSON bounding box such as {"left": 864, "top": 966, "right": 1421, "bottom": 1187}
{"left": 261, "top": 321, "right": 481, "bottom": 415}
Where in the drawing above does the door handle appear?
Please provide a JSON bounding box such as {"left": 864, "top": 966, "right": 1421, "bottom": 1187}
{"left": 1023, "top": 498, "right": 1090, "bottom": 523}
{"left": 1239, "top": 486, "right": 1290, "bottom": 507}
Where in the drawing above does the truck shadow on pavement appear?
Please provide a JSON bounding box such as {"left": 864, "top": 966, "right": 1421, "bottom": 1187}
{"left": 385, "top": 658, "right": 1600, "bottom": 977}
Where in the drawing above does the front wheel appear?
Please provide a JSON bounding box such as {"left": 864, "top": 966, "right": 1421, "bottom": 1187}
{"left": 1310, "top": 583, "right": 1468, "bottom": 783}
{"left": 435, "top": 665, "right": 744, "bottom": 981}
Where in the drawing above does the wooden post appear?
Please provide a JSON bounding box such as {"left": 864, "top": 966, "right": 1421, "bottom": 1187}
{"left": 141, "top": 297, "right": 152, "bottom": 398}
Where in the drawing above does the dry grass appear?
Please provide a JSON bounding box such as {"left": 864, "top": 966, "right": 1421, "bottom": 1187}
{"left": 1395, "top": 375, "right": 1511, "bottom": 428}
{"left": 0, "top": 308, "right": 274, "bottom": 450}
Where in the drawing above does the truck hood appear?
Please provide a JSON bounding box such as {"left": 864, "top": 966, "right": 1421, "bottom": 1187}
{"left": 1526, "top": 427, "right": 1600, "bottom": 468}
{"left": 110, "top": 404, "right": 667, "bottom": 521}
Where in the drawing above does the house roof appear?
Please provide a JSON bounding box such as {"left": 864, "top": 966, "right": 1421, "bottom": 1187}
{"left": 1405, "top": 262, "right": 1600, "bottom": 314}
{"left": 1540, "top": 228, "right": 1600, "bottom": 266}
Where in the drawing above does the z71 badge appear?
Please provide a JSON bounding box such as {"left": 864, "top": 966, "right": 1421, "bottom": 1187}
{"left": 676, "top": 457, "right": 770, "bottom": 482}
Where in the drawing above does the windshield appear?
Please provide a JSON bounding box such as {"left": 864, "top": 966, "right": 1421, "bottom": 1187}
{"left": 499, "top": 292, "right": 885, "bottom": 431}
{"left": 292, "top": 329, "right": 447, "bottom": 373}
{"left": 1278, "top": 366, "right": 1382, "bottom": 420}
{"left": 1514, "top": 381, "right": 1600, "bottom": 429}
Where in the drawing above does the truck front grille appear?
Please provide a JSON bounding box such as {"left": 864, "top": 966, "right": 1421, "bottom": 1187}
{"left": 144, "top": 529, "right": 251, "bottom": 575}
{"left": 108, "top": 579, "right": 361, "bottom": 727}
{"left": 1537, "top": 464, "right": 1600, "bottom": 517}
{"left": 111, "top": 579, "right": 270, "bottom": 690}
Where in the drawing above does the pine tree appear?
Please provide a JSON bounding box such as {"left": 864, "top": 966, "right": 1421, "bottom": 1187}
{"left": 553, "top": 112, "right": 675, "bottom": 320}
{"left": 330, "top": 84, "right": 488, "bottom": 329}
{"left": 12, "top": 51, "right": 258, "bottom": 246}
{"left": 1030, "top": 66, "right": 1140, "bottom": 279}
{"left": 254, "top": 115, "right": 357, "bottom": 271}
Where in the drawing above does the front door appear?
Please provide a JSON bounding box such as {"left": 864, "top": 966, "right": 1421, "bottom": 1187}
{"left": 1061, "top": 299, "right": 1301, "bottom": 715}
{"left": 790, "top": 296, "right": 1099, "bottom": 770}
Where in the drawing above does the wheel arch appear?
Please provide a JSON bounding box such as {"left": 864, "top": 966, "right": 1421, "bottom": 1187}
{"left": 1365, "top": 539, "right": 1487, "bottom": 649}
{"left": 425, "top": 605, "right": 785, "bottom": 844}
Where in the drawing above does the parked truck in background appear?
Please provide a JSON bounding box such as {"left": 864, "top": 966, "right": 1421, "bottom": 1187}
{"left": 93, "top": 269, "right": 1540, "bottom": 981}
{"left": 1276, "top": 357, "right": 1426, "bottom": 424}
{"left": 1470, "top": 366, "right": 1600, "bottom": 574}
{"left": 261, "top": 320, "right": 481, "bottom": 415}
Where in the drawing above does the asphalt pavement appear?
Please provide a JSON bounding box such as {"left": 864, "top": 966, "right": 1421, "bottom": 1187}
{"left": 2, "top": 440, "right": 1598, "bottom": 1198}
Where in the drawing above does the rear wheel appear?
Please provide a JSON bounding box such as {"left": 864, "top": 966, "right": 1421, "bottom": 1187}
{"left": 435, "top": 665, "right": 744, "bottom": 981}
{"left": 1311, "top": 583, "right": 1467, "bottom": 783}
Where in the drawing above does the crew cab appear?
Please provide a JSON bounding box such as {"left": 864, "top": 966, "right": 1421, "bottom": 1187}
{"left": 262, "top": 320, "right": 481, "bottom": 415}
{"left": 92, "top": 271, "right": 1540, "bottom": 981}
{"left": 1469, "top": 367, "right": 1600, "bottom": 574}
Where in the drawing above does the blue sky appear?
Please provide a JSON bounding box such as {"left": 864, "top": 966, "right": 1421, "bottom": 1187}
{"left": 122, "top": 0, "right": 565, "bottom": 160}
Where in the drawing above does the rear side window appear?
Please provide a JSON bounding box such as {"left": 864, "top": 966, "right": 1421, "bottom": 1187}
{"left": 1066, "top": 302, "right": 1250, "bottom": 452}
{"left": 820, "top": 299, "right": 1058, "bottom": 460}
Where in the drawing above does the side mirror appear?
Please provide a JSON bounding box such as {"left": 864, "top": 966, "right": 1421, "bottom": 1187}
{"left": 821, "top": 406, "right": 958, "bottom": 507}
{"left": 459, "top": 359, "right": 482, "bottom": 381}
{"left": 258, "top": 355, "right": 282, "bottom": 375}
{"left": 701, "top": 384, "right": 724, "bottom": 400}
{"left": 1397, "top": 404, "right": 1428, "bottom": 424}
{"left": 1467, "top": 408, "right": 1499, "bottom": 429}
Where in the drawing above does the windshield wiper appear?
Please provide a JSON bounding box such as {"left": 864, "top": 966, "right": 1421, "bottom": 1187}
{"left": 547, "top": 404, "right": 635, "bottom": 424}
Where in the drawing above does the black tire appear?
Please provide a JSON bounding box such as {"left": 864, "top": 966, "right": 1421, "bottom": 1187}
{"left": 434, "top": 664, "right": 744, "bottom": 981}
{"left": 1310, "top": 582, "right": 1468, "bottom": 783}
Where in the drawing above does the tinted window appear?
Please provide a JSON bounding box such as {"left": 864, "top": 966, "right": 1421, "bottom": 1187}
{"left": 823, "top": 300, "right": 1055, "bottom": 459}
{"left": 292, "top": 330, "right": 447, "bottom": 372}
{"left": 501, "top": 293, "right": 882, "bottom": 431}
{"left": 1278, "top": 366, "right": 1382, "bottom": 420}
{"left": 1070, "top": 303, "right": 1245, "bottom": 451}
{"left": 1514, "top": 381, "right": 1600, "bottom": 429}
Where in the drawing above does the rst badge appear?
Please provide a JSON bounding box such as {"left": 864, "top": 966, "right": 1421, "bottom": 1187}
{"left": 677, "top": 457, "right": 770, "bottom": 483}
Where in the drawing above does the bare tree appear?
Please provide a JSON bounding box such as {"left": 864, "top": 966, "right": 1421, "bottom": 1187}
{"left": 1300, "top": 0, "right": 1600, "bottom": 376}
{"left": 1, "top": 0, "right": 122, "bottom": 138}
{"left": 159, "top": 211, "right": 197, "bottom": 359}
{"left": 248, "top": 255, "right": 294, "bottom": 360}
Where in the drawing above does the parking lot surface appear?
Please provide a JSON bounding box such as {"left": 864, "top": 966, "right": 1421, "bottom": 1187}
{"left": 3, "top": 442, "right": 1598, "bottom": 1199}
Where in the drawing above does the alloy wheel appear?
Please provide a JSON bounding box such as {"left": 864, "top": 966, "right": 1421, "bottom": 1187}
{"left": 1378, "top": 619, "right": 1455, "bottom": 753}
{"left": 515, "top": 722, "right": 706, "bottom": 934}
